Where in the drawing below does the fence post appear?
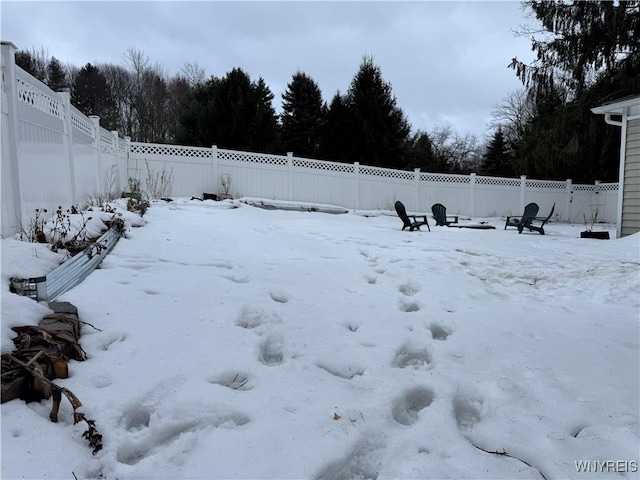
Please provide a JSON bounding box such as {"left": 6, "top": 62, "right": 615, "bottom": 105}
{"left": 1, "top": 41, "right": 26, "bottom": 235}
{"left": 58, "top": 91, "right": 79, "bottom": 206}
{"left": 125, "top": 136, "right": 134, "bottom": 189}
{"left": 287, "top": 152, "right": 294, "bottom": 201}
{"left": 469, "top": 173, "right": 476, "bottom": 217}
{"left": 520, "top": 175, "right": 527, "bottom": 213}
{"left": 566, "top": 179, "right": 572, "bottom": 222}
{"left": 90, "top": 116, "right": 104, "bottom": 195}
{"left": 414, "top": 168, "right": 421, "bottom": 211}
{"left": 211, "top": 145, "right": 218, "bottom": 194}
{"left": 112, "top": 131, "right": 124, "bottom": 194}
{"left": 354, "top": 162, "right": 360, "bottom": 210}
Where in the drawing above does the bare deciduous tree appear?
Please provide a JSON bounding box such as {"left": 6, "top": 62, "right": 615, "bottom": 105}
{"left": 489, "top": 89, "right": 535, "bottom": 149}
{"left": 181, "top": 61, "right": 206, "bottom": 87}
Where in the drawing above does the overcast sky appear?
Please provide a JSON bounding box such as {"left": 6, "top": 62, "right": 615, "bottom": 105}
{"left": 1, "top": 1, "right": 537, "bottom": 140}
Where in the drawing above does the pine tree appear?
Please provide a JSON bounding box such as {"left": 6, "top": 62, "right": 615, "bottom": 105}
{"left": 281, "top": 72, "right": 324, "bottom": 158}
{"left": 510, "top": 1, "right": 639, "bottom": 101}
{"left": 320, "top": 92, "right": 350, "bottom": 162}
{"left": 509, "top": 1, "right": 640, "bottom": 181}
{"left": 72, "top": 63, "right": 118, "bottom": 130}
{"left": 46, "top": 57, "right": 68, "bottom": 92}
{"left": 14, "top": 47, "right": 48, "bottom": 82}
{"left": 178, "top": 68, "right": 279, "bottom": 152}
{"left": 250, "top": 77, "right": 280, "bottom": 153}
{"left": 342, "top": 56, "right": 411, "bottom": 168}
{"left": 403, "top": 131, "right": 449, "bottom": 173}
{"left": 482, "top": 129, "right": 513, "bottom": 177}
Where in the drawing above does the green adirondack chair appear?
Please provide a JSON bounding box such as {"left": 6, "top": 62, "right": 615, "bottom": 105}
{"left": 395, "top": 201, "right": 430, "bottom": 231}
{"left": 505, "top": 202, "right": 555, "bottom": 235}
{"left": 431, "top": 203, "right": 459, "bottom": 226}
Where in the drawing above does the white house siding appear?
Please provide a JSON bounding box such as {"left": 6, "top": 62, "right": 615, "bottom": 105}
{"left": 622, "top": 118, "right": 640, "bottom": 237}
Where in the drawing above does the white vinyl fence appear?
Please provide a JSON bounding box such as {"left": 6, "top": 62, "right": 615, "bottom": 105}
{"left": 1, "top": 41, "right": 618, "bottom": 239}
{"left": 131, "top": 142, "right": 618, "bottom": 224}
{"left": 1, "top": 42, "right": 128, "bottom": 237}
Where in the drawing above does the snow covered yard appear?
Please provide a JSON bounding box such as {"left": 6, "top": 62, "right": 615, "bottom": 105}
{"left": 1, "top": 198, "right": 638, "bottom": 480}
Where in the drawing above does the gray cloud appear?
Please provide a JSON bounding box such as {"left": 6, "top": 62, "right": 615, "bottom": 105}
{"left": 1, "top": 1, "right": 536, "bottom": 139}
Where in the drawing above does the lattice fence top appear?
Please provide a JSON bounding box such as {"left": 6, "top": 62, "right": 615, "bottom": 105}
{"left": 293, "top": 157, "right": 354, "bottom": 173}
{"left": 71, "top": 110, "right": 95, "bottom": 138}
{"left": 100, "top": 130, "right": 114, "bottom": 146}
{"left": 118, "top": 141, "right": 127, "bottom": 156}
{"left": 526, "top": 179, "right": 567, "bottom": 189}
{"left": 360, "top": 166, "right": 414, "bottom": 180}
{"left": 475, "top": 176, "right": 521, "bottom": 187}
{"left": 421, "top": 173, "right": 470, "bottom": 184}
{"left": 16, "top": 76, "right": 64, "bottom": 120}
{"left": 100, "top": 141, "right": 116, "bottom": 154}
{"left": 218, "top": 149, "right": 288, "bottom": 167}
{"left": 131, "top": 143, "right": 212, "bottom": 158}
{"left": 573, "top": 184, "right": 596, "bottom": 191}
{"left": 597, "top": 183, "right": 619, "bottom": 191}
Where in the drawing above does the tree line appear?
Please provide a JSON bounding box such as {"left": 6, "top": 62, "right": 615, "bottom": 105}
{"left": 15, "top": 1, "right": 639, "bottom": 182}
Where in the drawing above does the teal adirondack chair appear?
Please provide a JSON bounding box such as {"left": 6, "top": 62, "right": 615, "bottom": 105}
{"left": 505, "top": 202, "right": 555, "bottom": 235}
{"left": 395, "top": 201, "right": 430, "bottom": 231}
{"left": 431, "top": 203, "right": 459, "bottom": 226}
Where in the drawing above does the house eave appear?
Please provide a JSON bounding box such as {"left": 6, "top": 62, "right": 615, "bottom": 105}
{"left": 591, "top": 95, "right": 640, "bottom": 116}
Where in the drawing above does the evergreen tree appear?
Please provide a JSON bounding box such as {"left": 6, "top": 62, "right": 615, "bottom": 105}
{"left": 14, "top": 47, "right": 48, "bottom": 82}
{"left": 509, "top": 1, "right": 640, "bottom": 181}
{"left": 211, "top": 68, "right": 259, "bottom": 150}
{"left": 72, "top": 63, "right": 118, "bottom": 130}
{"left": 510, "top": 1, "right": 639, "bottom": 101}
{"left": 320, "top": 92, "right": 350, "bottom": 162}
{"left": 482, "top": 129, "right": 513, "bottom": 177}
{"left": 176, "top": 77, "right": 218, "bottom": 147}
{"left": 177, "top": 68, "right": 279, "bottom": 152}
{"left": 46, "top": 57, "right": 68, "bottom": 92}
{"left": 343, "top": 56, "right": 411, "bottom": 168}
{"left": 250, "top": 77, "right": 280, "bottom": 152}
{"left": 281, "top": 71, "right": 325, "bottom": 157}
{"left": 403, "top": 131, "right": 449, "bottom": 173}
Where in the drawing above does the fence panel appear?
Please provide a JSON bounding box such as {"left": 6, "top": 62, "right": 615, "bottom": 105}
{"left": 524, "top": 179, "right": 568, "bottom": 220}
{"left": 14, "top": 68, "right": 74, "bottom": 221}
{"left": 355, "top": 166, "right": 418, "bottom": 211}
{"left": 419, "top": 173, "right": 472, "bottom": 215}
{"left": 130, "top": 143, "right": 213, "bottom": 197}
{"left": 71, "top": 106, "right": 100, "bottom": 204}
{"left": 473, "top": 177, "right": 522, "bottom": 218}
{"left": 292, "top": 157, "right": 355, "bottom": 207}
{"left": 217, "top": 149, "right": 289, "bottom": 200}
{"left": 98, "top": 127, "right": 123, "bottom": 196}
{"left": 1, "top": 100, "right": 17, "bottom": 234}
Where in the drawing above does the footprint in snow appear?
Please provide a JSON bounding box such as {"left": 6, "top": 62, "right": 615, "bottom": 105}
{"left": 235, "top": 306, "right": 279, "bottom": 329}
{"left": 430, "top": 323, "right": 452, "bottom": 340}
{"left": 364, "top": 273, "right": 377, "bottom": 284}
{"left": 398, "top": 281, "right": 420, "bottom": 296}
{"left": 269, "top": 289, "right": 290, "bottom": 304}
{"left": 453, "top": 391, "right": 486, "bottom": 432}
{"left": 316, "top": 361, "right": 365, "bottom": 379}
{"left": 392, "top": 386, "right": 435, "bottom": 426}
{"left": 259, "top": 333, "right": 284, "bottom": 366}
{"left": 207, "top": 370, "right": 254, "bottom": 390}
{"left": 222, "top": 273, "right": 250, "bottom": 284}
{"left": 116, "top": 404, "right": 249, "bottom": 466}
{"left": 315, "top": 437, "right": 384, "bottom": 480}
{"left": 392, "top": 344, "right": 433, "bottom": 370}
{"left": 398, "top": 298, "right": 421, "bottom": 312}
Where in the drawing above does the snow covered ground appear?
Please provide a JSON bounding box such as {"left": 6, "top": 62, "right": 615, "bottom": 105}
{"left": 1, "top": 197, "right": 638, "bottom": 480}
